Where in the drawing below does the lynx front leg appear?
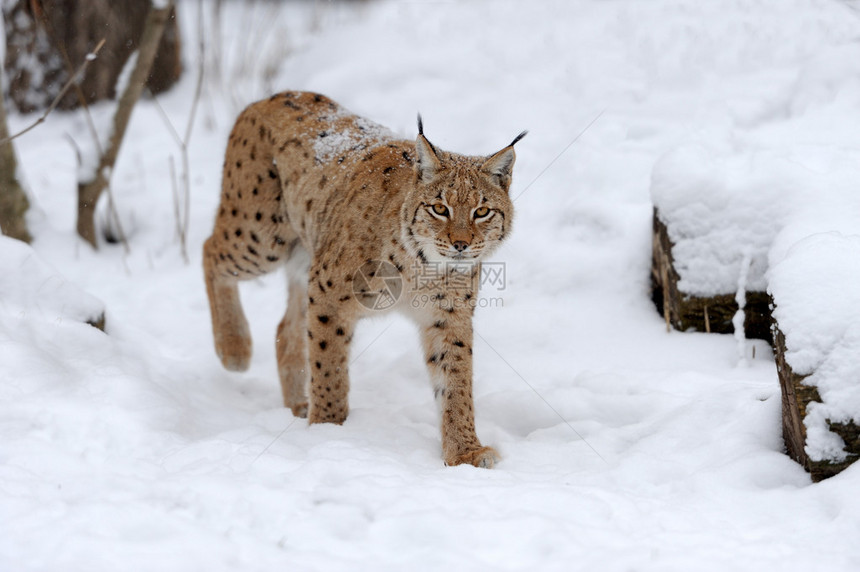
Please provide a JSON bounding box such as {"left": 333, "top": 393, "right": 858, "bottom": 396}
{"left": 305, "top": 273, "right": 356, "bottom": 425}
{"left": 422, "top": 306, "right": 498, "bottom": 468}
{"left": 203, "top": 237, "right": 252, "bottom": 371}
{"left": 277, "top": 277, "right": 310, "bottom": 417}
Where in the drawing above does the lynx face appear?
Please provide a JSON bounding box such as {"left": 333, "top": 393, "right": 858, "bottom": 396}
{"left": 403, "top": 127, "right": 524, "bottom": 266}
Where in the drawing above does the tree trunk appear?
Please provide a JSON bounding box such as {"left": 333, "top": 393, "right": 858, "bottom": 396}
{"left": 76, "top": 0, "right": 173, "bottom": 247}
{"left": 3, "top": 0, "right": 182, "bottom": 113}
{"left": 0, "top": 75, "right": 31, "bottom": 243}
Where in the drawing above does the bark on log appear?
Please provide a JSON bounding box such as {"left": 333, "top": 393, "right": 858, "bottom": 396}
{"left": 651, "top": 208, "right": 772, "bottom": 342}
{"left": 773, "top": 322, "right": 859, "bottom": 481}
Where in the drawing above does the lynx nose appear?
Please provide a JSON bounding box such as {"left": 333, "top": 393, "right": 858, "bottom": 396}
{"left": 452, "top": 241, "right": 469, "bottom": 252}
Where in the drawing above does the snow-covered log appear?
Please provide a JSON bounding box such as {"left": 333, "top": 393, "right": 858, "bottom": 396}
{"left": 650, "top": 131, "right": 860, "bottom": 481}
{"left": 770, "top": 234, "right": 860, "bottom": 481}
{"left": 772, "top": 325, "right": 857, "bottom": 481}
{"left": 650, "top": 208, "right": 772, "bottom": 342}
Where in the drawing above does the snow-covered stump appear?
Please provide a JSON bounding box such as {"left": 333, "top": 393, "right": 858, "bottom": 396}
{"left": 651, "top": 209, "right": 772, "bottom": 341}
{"left": 769, "top": 234, "right": 860, "bottom": 481}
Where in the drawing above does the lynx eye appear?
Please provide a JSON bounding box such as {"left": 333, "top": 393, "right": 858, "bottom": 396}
{"left": 431, "top": 203, "right": 450, "bottom": 217}
{"left": 474, "top": 206, "right": 491, "bottom": 219}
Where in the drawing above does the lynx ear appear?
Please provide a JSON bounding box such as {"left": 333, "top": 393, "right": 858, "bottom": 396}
{"left": 482, "top": 131, "right": 527, "bottom": 190}
{"left": 415, "top": 114, "right": 441, "bottom": 183}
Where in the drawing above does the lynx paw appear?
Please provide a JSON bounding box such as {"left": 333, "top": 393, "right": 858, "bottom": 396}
{"left": 215, "top": 332, "right": 252, "bottom": 372}
{"left": 447, "top": 446, "right": 500, "bottom": 469}
{"left": 289, "top": 402, "right": 309, "bottom": 418}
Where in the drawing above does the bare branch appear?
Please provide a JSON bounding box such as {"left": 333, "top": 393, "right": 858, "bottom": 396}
{"left": 77, "top": 2, "right": 174, "bottom": 247}
{"left": 150, "top": 93, "right": 183, "bottom": 147}
{"left": 184, "top": 1, "right": 206, "bottom": 146}
{"left": 149, "top": 1, "right": 205, "bottom": 264}
{"left": 0, "top": 38, "right": 106, "bottom": 145}
{"left": 170, "top": 156, "right": 180, "bottom": 235}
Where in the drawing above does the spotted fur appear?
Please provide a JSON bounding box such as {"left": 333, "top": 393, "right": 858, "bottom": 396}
{"left": 203, "top": 91, "right": 524, "bottom": 468}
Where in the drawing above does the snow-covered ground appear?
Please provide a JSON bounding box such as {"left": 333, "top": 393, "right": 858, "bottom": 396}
{"left": 3, "top": 1, "right": 860, "bottom": 570}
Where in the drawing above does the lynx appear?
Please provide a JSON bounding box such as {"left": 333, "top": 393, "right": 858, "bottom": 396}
{"left": 203, "top": 91, "right": 525, "bottom": 468}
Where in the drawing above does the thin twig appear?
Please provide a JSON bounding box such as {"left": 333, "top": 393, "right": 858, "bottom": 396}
{"left": 150, "top": 94, "right": 188, "bottom": 261}
{"left": 210, "top": 0, "right": 224, "bottom": 86}
{"left": 180, "top": 1, "right": 208, "bottom": 261}
{"left": 76, "top": 1, "right": 174, "bottom": 247}
{"left": 0, "top": 38, "right": 106, "bottom": 145}
{"left": 45, "top": 24, "right": 127, "bottom": 253}
{"left": 169, "top": 156, "right": 182, "bottom": 241}
{"left": 33, "top": 8, "right": 104, "bottom": 151}
{"left": 184, "top": 0, "right": 206, "bottom": 146}
{"left": 63, "top": 133, "right": 82, "bottom": 166}
{"left": 148, "top": 7, "right": 205, "bottom": 265}
{"left": 150, "top": 93, "right": 182, "bottom": 146}
{"left": 179, "top": 153, "right": 191, "bottom": 263}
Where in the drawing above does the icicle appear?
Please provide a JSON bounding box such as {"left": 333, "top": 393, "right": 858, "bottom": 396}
{"left": 733, "top": 249, "right": 752, "bottom": 365}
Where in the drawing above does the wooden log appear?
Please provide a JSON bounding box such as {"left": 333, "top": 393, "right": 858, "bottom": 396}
{"left": 651, "top": 208, "right": 772, "bottom": 342}
{"left": 773, "top": 322, "right": 858, "bottom": 481}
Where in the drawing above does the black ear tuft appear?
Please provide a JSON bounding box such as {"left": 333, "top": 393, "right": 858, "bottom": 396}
{"left": 414, "top": 119, "right": 441, "bottom": 183}
{"left": 510, "top": 130, "right": 528, "bottom": 147}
